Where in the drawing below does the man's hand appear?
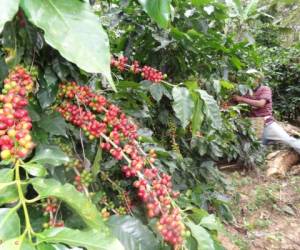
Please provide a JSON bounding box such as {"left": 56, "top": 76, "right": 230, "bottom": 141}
{"left": 232, "top": 95, "right": 266, "bottom": 108}
{"left": 232, "top": 95, "right": 243, "bottom": 102}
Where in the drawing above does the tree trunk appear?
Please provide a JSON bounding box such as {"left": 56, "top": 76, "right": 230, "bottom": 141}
{"left": 278, "top": 121, "right": 300, "bottom": 137}
{"left": 266, "top": 150, "right": 300, "bottom": 178}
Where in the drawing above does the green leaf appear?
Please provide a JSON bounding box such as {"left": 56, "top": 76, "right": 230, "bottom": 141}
{"left": 0, "top": 54, "right": 9, "bottom": 82}
{"left": 0, "top": 0, "right": 20, "bottom": 33}
{"left": 0, "top": 238, "right": 35, "bottom": 250}
{"left": 31, "top": 178, "right": 105, "bottom": 229}
{"left": 200, "top": 214, "right": 221, "bottom": 232}
{"left": 149, "top": 84, "right": 164, "bottom": 102}
{"left": 20, "top": 0, "right": 115, "bottom": 91}
{"left": 37, "top": 68, "right": 58, "bottom": 109}
{"left": 138, "top": 0, "right": 172, "bottom": 29}
{"left": 36, "top": 243, "right": 71, "bottom": 250}
{"left": 186, "top": 221, "right": 215, "bottom": 250}
{"left": 191, "top": 98, "right": 204, "bottom": 135}
{"left": 0, "top": 208, "right": 20, "bottom": 242}
{"left": 36, "top": 227, "right": 124, "bottom": 250}
{"left": 219, "top": 80, "right": 235, "bottom": 90}
{"left": 38, "top": 112, "right": 68, "bottom": 137}
{"left": 243, "top": 0, "right": 259, "bottom": 20}
{"left": 107, "top": 215, "right": 159, "bottom": 250}
{"left": 0, "top": 169, "right": 18, "bottom": 205}
{"left": 196, "top": 90, "right": 222, "bottom": 130}
{"left": 30, "top": 145, "right": 70, "bottom": 167}
{"left": 117, "top": 81, "right": 141, "bottom": 89}
{"left": 27, "top": 103, "right": 41, "bottom": 122}
{"left": 230, "top": 56, "right": 244, "bottom": 70}
{"left": 191, "top": 0, "right": 214, "bottom": 8}
{"left": 22, "top": 163, "right": 47, "bottom": 177}
{"left": 184, "top": 81, "right": 199, "bottom": 91}
{"left": 172, "top": 87, "right": 195, "bottom": 128}
{"left": 36, "top": 243, "right": 55, "bottom": 250}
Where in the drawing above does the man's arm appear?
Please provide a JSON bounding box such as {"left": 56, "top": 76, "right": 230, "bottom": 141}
{"left": 232, "top": 95, "right": 266, "bottom": 108}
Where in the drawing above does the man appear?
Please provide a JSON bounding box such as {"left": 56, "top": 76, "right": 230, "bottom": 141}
{"left": 232, "top": 71, "right": 300, "bottom": 154}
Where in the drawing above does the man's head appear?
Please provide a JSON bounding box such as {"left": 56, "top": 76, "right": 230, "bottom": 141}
{"left": 253, "top": 71, "right": 264, "bottom": 86}
{"left": 246, "top": 69, "right": 264, "bottom": 88}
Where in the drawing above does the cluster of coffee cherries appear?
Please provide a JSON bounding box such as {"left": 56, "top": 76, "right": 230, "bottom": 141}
{"left": 111, "top": 56, "right": 128, "bottom": 72}
{"left": 42, "top": 198, "right": 64, "bottom": 228}
{"left": 157, "top": 208, "right": 185, "bottom": 246}
{"left": 111, "top": 56, "right": 166, "bottom": 83}
{"left": 56, "top": 82, "right": 185, "bottom": 247}
{"left": 0, "top": 66, "right": 35, "bottom": 161}
{"left": 74, "top": 170, "right": 93, "bottom": 191}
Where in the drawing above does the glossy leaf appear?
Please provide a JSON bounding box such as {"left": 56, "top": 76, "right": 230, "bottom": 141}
{"left": 38, "top": 112, "right": 68, "bottom": 137}
{"left": 149, "top": 84, "right": 164, "bottom": 102}
{"left": 36, "top": 227, "right": 124, "bottom": 250}
{"left": 191, "top": 0, "right": 214, "bottom": 8}
{"left": 0, "top": 169, "right": 18, "bottom": 205}
{"left": 29, "top": 145, "right": 70, "bottom": 167}
{"left": 200, "top": 214, "right": 221, "bottom": 232}
{"left": 37, "top": 68, "right": 58, "bottom": 109}
{"left": 186, "top": 221, "right": 215, "bottom": 250}
{"left": 107, "top": 215, "right": 159, "bottom": 250}
{"left": 138, "top": 0, "right": 172, "bottom": 28}
{"left": 0, "top": 0, "right": 20, "bottom": 33}
{"left": 172, "top": 87, "right": 195, "bottom": 128}
{"left": 196, "top": 90, "right": 222, "bottom": 130}
{"left": 0, "top": 238, "right": 35, "bottom": 250}
{"left": 31, "top": 178, "right": 106, "bottom": 229}
{"left": 191, "top": 98, "right": 204, "bottom": 135}
{"left": 0, "top": 208, "right": 20, "bottom": 242}
{"left": 36, "top": 244, "right": 72, "bottom": 250}
{"left": 22, "top": 163, "right": 47, "bottom": 177}
{"left": 20, "top": 0, "right": 115, "bottom": 90}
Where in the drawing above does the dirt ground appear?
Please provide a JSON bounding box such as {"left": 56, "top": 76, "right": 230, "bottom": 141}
{"left": 220, "top": 168, "right": 300, "bottom": 250}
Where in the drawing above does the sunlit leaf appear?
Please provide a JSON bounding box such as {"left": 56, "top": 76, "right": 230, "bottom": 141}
{"left": 22, "top": 163, "right": 47, "bottom": 177}
{"left": 31, "top": 178, "right": 105, "bottom": 229}
{"left": 196, "top": 90, "right": 222, "bottom": 130}
{"left": 0, "top": 208, "right": 20, "bottom": 242}
{"left": 0, "top": 169, "right": 18, "bottom": 205}
{"left": 29, "top": 145, "right": 70, "bottom": 167}
{"left": 0, "top": 0, "right": 20, "bottom": 33}
{"left": 186, "top": 221, "right": 215, "bottom": 250}
{"left": 36, "top": 227, "right": 124, "bottom": 250}
{"left": 0, "top": 238, "right": 35, "bottom": 250}
{"left": 107, "top": 215, "right": 159, "bottom": 250}
{"left": 20, "top": 0, "right": 115, "bottom": 90}
{"left": 172, "top": 87, "right": 195, "bottom": 128}
{"left": 138, "top": 0, "right": 172, "bottom": 28}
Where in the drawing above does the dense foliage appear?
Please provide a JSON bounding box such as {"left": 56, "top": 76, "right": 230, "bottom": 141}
{"left": 0, "top": 0, "right": 299, "bottom": 249}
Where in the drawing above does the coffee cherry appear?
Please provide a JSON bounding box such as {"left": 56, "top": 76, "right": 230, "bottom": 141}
{"left": 1, "top": 149, "right": 11, "bottom": 160}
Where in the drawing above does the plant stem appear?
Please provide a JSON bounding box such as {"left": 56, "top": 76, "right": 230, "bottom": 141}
{"left": 15, "top": 160, "right": 34, "bottom": 240}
